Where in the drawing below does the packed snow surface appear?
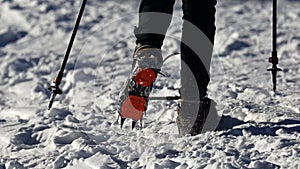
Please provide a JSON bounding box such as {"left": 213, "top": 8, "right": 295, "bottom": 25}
{"left": 0, "top": 0, "right": 300, "bottom": 168}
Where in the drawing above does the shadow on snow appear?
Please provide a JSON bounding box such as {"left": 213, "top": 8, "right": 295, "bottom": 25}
{"left": 215, "top": 115, "right": 300, "bottom": 137}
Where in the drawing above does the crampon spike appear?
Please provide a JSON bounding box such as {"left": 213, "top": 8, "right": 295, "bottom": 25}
{"left": 120, "top": 117, "right": 126, "bottom": 128}
{"left": 132, "top": 121, "right": 137, "bottom": 130}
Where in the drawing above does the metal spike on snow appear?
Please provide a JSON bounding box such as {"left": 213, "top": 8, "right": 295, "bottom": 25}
{"left": 132, "top": 121, "right": 137, "bottom": 130}
{"left": 47, "top": 0, "right": 87, "bottom": 110}
{"left": 120, "top": 117, "right": 126, "bottom": 128}
{"left": 267, "top": 0, "right": 282, "bottom": 92}
{"left": 119, "top": 117, "right": 138, "bottom": 129}
{"left": 140, "top": 117, "right": 143, "bottom": 129}
{"left": 48, "top": 79, "right": 63, "bottom": 110}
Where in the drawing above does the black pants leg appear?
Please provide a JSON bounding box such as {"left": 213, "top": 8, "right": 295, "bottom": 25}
{"left": 135, "top": 0, "right": 175, "bottom": 48}
{"left": 179, "top": 0, "right": 217, "bottom": 135}
{"left": 136, "top": 0, "right": 216, "bottom": 97}
{"left": 181, "top": 0, "right": 217, "bottom": 98}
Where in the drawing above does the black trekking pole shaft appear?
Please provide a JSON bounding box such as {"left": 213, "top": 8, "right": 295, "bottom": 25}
{"left": 267, "top": 0, "right": 282, "bottom": 92}
{"left": 271, "top": 0, "right": 278, "bottom": 92}
{"left": 272, "top": 0, "right": 277, "bottom": 54}
{"left": 57, "top": 0, "right": 87, "bottom": 85}
{"left": 48, "top": 0, "right": 87, "bottom": 110}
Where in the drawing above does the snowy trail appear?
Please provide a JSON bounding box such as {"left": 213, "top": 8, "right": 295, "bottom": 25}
{"left": 0, "top": 0, "right": 300, "bottom": 168}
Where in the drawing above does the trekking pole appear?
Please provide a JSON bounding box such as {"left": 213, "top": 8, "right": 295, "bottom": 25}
{"left": 267, "top": 0, "right": 282, "bottom": 92}
{"left": 48, "top": 0, "right": 87, "bottom": 110}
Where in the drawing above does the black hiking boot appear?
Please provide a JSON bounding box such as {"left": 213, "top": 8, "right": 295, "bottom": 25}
{"left": 177, "top": 97, "right": 213, "bottom": 136}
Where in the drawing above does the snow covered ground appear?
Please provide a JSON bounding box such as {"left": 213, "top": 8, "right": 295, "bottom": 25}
{"left": 0, "top": 0, "right": 300, "bottom": 168}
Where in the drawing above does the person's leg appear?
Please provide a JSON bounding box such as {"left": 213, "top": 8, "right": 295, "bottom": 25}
{"left": 178, "top": 0, "right": 217, "bottom": 135}
{"left": 134, "top": 0, "right": 176, "bottom": 48}
{"left": 118, "top": 0, "right": 175, "bottom": 127}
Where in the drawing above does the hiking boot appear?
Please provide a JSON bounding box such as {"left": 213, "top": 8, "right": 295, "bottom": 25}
{"left": 176, "top": 96, "right": 214, "bottom": 136}
{"left": 118, "top": 45, "right": 163, "bottom": 127}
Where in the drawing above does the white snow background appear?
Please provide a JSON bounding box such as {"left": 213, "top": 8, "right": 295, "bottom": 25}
{"left": 0, "top": 0, "right": 300, "bottom": 168}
